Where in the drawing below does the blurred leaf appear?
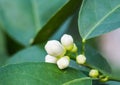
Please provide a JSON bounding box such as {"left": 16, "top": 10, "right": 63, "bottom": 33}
{"left": 0, "top": 62, "right": 86, "bottom": 85}
{"left": 85, "top": 45, "right": 111, "bottom": 75}
{"left": 63, "top": 77, "right": 92, "bottom": 85}
{"left": 0, "top": 0, "right": 68, "bottom": 46}
{"left": 6, "top": 44, "right": 46, "bottom": 65}
{"left": 5, "top": 33, "right": 24, "bottom": 55}
{"left": 0, "top": 0, "right": 82, "bottom": 46}
{"left": 49, "top": 17, "right": 72, "bottom": 40}
{"left": 78, "top": 0, "right": 120, "bottom": 40}
{"left": 33, "top": 0, "right": 82, "bottom": 44}
{"left": 93, "top": 80, "right": 108, "bottom": 85}
{"left": 0, "top": 28, "right": 7, "bottom": 66}
{"left": 70, "top": 43, "right": 111, "bottom": 76}
{"left": 0, "top": 29, "right": 6, "bottom": 56}
{"left": 106, "top": 81, "right": 120, "bottom": 85}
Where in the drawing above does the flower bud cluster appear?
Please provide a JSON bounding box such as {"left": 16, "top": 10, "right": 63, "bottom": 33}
{"left": 45, "top": 34, "right": 77, "bottom": 69}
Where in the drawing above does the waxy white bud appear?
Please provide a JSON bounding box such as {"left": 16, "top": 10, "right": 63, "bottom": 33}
{"left": 76, "top": 54, "right": 86, "bottom": 64}
{"left": 71, "top": 44, "right": 78, "bottom": 52}
{"left": 45, "top": 40, "right": 66, "bottom": 57}
{"left": 89, "top": 69, "right": 99, "bottom": 78}
{"left": 45, "top": 55, "right": 57, "bottom": 64}
{"left": 61, "top": 34, "right": 74, "bottom": 50}
{"left": 57, "top": 56, "right": 70, "bottom": 69}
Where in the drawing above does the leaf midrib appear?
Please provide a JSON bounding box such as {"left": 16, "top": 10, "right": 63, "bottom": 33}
{"left": 83, "top": 4, "right": 120, "bottom": 41}
{"left": 62, "top": 77, "right": 91, "bottom": 85}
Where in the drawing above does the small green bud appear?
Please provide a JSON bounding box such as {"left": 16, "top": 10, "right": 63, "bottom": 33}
{"left": 99, "top": 76, "right": 109, "bottom": 82}
{"left": 71, "top": 44, "right": 78, "bottom": 52}
{"left": 89, "top": 69, "right": 99, "bottom": 78}
{"left": 76, "top": 54, "right": 86, "bottom": 64}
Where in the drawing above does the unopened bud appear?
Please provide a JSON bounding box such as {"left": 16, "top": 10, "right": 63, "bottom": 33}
{"left": 45, "top": 55, "right": 57, "bottom": 64}
{"left": 99, "top": 76, "right": 109, "bottom": 82}
{"left": 45, "top": 40, "right": 66, "bottom": 57}
{"left": 61, "top": 34, "right": 74, "bottom": 50}
{"left": 71, "top": 44, "right": 78, "bottom": 52}
{"left": 89, "top": 69, "right": 99, "bottom": 78}
{"left": 76, "top": 54, "right": 86, "bottom": 64}
{"left": 57, "top": 56, "right": 70, "bottom": 69}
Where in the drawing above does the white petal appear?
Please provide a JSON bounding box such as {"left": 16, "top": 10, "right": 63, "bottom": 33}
{"left": 61, "top": 34, "right": 74, "bottom": 50}
{"left": 57, "top": 56, "right": 70, "bottom": 69}
{"left": 45, "top": 55, "right": 57, "bottom": 64}
{"left": 45, "top": 40, "right": 66, "bottom": 57}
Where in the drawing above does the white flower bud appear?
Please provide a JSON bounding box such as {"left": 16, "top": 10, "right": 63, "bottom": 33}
{"left": 57, "top": 56, "right": 70, "bottom": 69}
{"left": 61, "top": 34, "right": 74, "bottom": 50}
{"left": 45, "top": 40, "right": 66, "bottom": 57}
{"left": 89, "top": 69, "right": 99, "bottom": 78}
{"left": 71, "top": 44, "right": 78, "bottom": 52}
{"left": 76, "top": 54, "right": 86, "bottom": 64}
{"left": 45, "top": 55, "right": 57, "bottom": 64}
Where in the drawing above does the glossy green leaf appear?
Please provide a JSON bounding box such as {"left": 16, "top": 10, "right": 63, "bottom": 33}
{"left": 78, "top": 0, "right": 120, "bottom": 40}
{"left": 0, "top": 62, "right": 86, "bottom": 85}
{"left": 6, "top": 44, "right": 46, "bottom": 65}
{"left": 63, "top": 77, "right": 92, "bottom": 85}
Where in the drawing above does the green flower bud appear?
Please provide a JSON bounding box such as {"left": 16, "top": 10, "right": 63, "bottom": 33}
{"left": 99, "top": 76, "right": 109, "bottom": 82}
{"left": 89, "top": 69, "right": 99, "bottom": 78}
{"left": 71, "top": 44, "right": 78, "bottom": 52}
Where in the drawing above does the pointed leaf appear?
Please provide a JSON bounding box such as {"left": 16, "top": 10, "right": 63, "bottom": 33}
{"left": 78, "top": 0, "right": 120, "bottom": 40}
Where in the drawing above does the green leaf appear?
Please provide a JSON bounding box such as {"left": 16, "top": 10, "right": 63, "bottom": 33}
{"left": 6, "top": 44, "right": 46, "bottom": 65}
{"left": 0, "top": 0, "right": 68, "bottom": 46}
{"left": 85, "top": 45, "right": 111, "bottom": 75}
{"left": 33, "top": 0, "right": 82, "bottom": 44}
{"left": 0, "top": 28, "right": 7, "bottom": 66}
{"left": 106, "top": 81, "right": 120, "bottom": 85}
{"left": 72, "top": 43, "right": 111, "bottom": 76}
{"left": 63, "top": 77, "right": 92, "bottom": 85}
{"left": 0, "top": 62, "right": 86, "bottom": 85}
{"left": 78, "top": 0, "right": 120, "bottom": 40}
{"left": 0, "top": 0, "right": 82, "bottom": 46}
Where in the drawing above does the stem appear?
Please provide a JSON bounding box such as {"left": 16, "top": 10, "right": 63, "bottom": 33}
{"left": 83, "top": 63, "right": 93, "bottom": 69}
{"left": 81, "top": 39, "right": 86, "bottom": 55}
